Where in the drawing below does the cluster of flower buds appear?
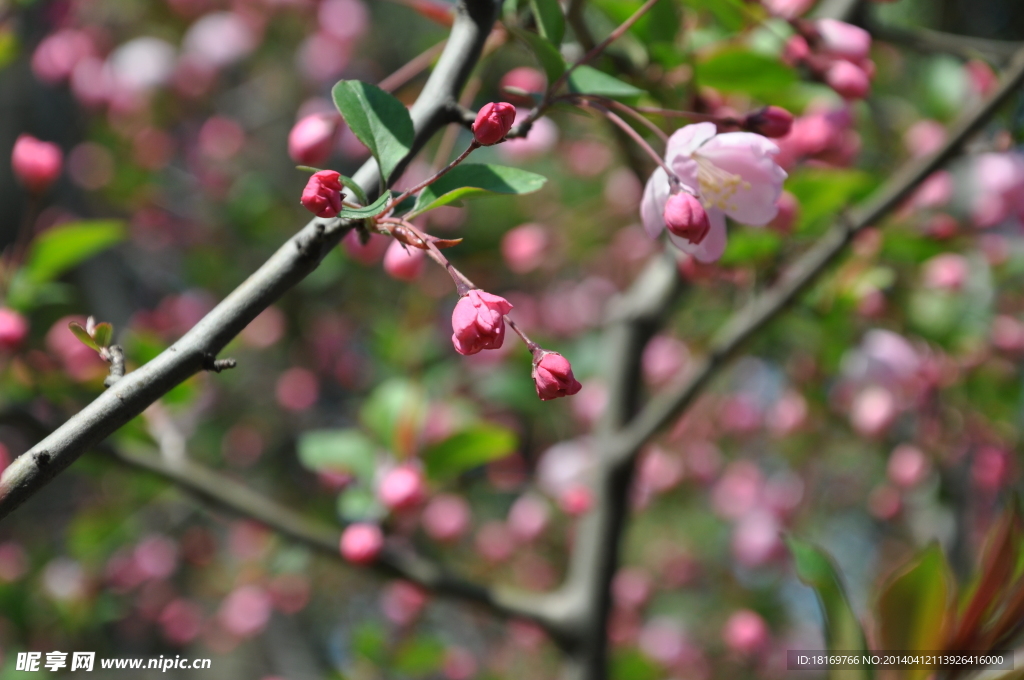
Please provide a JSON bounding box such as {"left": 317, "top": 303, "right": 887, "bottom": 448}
{"left": 785, "top": 19, "right": 875, "bottom": 100}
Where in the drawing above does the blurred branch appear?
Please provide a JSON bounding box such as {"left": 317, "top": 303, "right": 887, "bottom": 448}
{"left": 868, "top": 20, "right": 1022, "bottom": 64}
{"left": 555, "top": 252, "right": 683, "bottom": 679}
{"left": 607, "top": 45, "right": 1024, "bottom": 469}
{"left": 106, "top": 446, "right": 556, "bottom": 630}
{"left": 0, "top": 0, "right": 501, "bottom": 522}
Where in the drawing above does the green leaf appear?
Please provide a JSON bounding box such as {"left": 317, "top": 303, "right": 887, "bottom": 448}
{"left": 24, "top": 220, "right": 126, "bottom": 284}
{"left": 92, "top": 322, "right": 113, "bottom": 349}
{"left": 339, "top": 191, "right": 392, "bottom": 219}
{"left": 68, "top": 322, "right": 100, "bottom": 352}
{"left": 788, "top": 538, "right": 871, "bottom": 680}
{"left": 697, "top": 48, "right": 797, "bottom": 96}
{"left": 567, "top": 65, "right": 645, "bottom": 99}
{"left": 720, "top": 229, "right": 781, "bottom": 266}
{"left": 786, "top": 169, "right": 875, "bottom": 234}
{"left": 394, "top": 636, "right": 445, "bottom": 676}
{"left": 359, "top": 379, "right": 427, "bottom": 456}
{"left": 530, "top": 0, "right": 565, "bottom": 45}
{"left": 339, "top": 174, "right": 369, "bottom": 205}
{"left": 411, "top": 164, "right": 547, "bottom": 215}
{"left": 296, "top": 429, "right": 377, "bottom": 481}
{"left": 331, "top": 80, "right": 414, "bottom": 183}
{"left": 337, "top": 486, "right": 385, "bottom": 522}
{"left": 877, "top": 543, "right": 954, "bottom": 680}
{"left": 423, "top": 424, "right": 518, "bottom": 481}
{"left": 512, "top": 27, "right": 567, "bottom": 84}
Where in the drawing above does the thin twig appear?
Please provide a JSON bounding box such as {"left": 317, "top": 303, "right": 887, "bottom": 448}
{"left": 607, "top": 45, "right": 1024, "bottom": 467}
{"left": 378, "top": 39, "right": 448, "bottom": 93}
{"left": 0, "top": 0, "right": 502, "bottom": 523}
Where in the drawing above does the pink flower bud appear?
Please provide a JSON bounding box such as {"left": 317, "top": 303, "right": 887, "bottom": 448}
{"left": 501, "top": 223, "right": 548, "bottom": 273}
{"left": 762, "top": 0, "right": 815, "bottom": 18}
{"left": 340, "top": 523, "right": 384, "bottom": 564}
{"left": 850, "top": 386, "right": 896, "bottom": 437}
{"left": 451, "top": 289, "right": 513, "bottom": 355}
{"left": 722, "top": 609, "right": 769, "bottom": 655}
{"left": 500, "top": 67, "right": 547, "bottom": 97}
{"left": 421, "top": 494, "right": 471, "bottom": 542}
{"left": 783, "top": 35, "right": 810, "bottom": 64}
{"left": 769, "top": 191, "right": 799, "bottom": 233}
{"left": 922, "top": 253, "right": 968, "bottom": 291}
{"left": 219, "top": 585, "right": 272, "bottom": 638}
{"left": 0, "top": 309, "right": 28, "bottom": 351}
{"left": 379, "top": 465, "right": 426, "bottom": 511}
{"left": 533, "top": 351, "right": 583, "bottom": 400}
{"left": 300, "top": 169, "right": 344, "bottom": 218}
{"left": 559, "top": 484, "right": 592, "bottom": 515}
{"left": 887, "top": 444, "right": 930, "bottom": 489}
{"left": 744, "top": 106, "right": 794, "bottom": 138}
{"left": 381, "top": 580, "right": 428, "bottom": 627}
{"left": 825, "top": 60, "right": 871, "bottom": 100}
{"left": 11, "top": 135, "right": 63, "bottom": 193}
{"left": 662, "top": 193, "right": 710, "bottom": 245}
{"left": 507, "top": 494, "right": 550, "bottom": 542}
{"left": 472, "top": 102, "right": 516, "bottom": 146}
{"left": 288, "top": 113, "right": 340, "bottom": 166}
{"left": 815, "top": 19, "right": 872, "bottom": 61}
{"left": 383, "top": 239, "right": 426, "bottom": 281}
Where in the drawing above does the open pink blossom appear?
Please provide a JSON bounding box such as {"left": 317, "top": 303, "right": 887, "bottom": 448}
{"left": 641, "top": 123, "right": 786, "bottom": 262}
{"left": 451, "top": 290, "right": 513, "bottom": 355}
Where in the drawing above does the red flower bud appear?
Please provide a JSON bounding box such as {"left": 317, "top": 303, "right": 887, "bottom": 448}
{"left": 340, "top": 523, "right": 384, "bottom": 564}
{"left": 533, "top": 351, "right": 583, "bottom": 401}
{"left": 11, "top": 135, "right": 62, "bottom": 193}
{"left": 300, "top": 169, "right": 344, "bottom": 218}
{"left": 288, "top": 113, "right": 339, "bottom": 166}
{"left": 744, "top": 106, "right": 794, "bottom": 138}
{"left": 662, "top": 193, "right": 710, "bottom": 245}
{"left": 472, "top": 102, "right": 516, "bottom": 146}
{"left": 451, "top": 290, "right": 513, "bottom": 355}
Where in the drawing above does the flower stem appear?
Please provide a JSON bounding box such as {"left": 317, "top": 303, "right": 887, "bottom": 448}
{"left": 386, "top": 141, "right": 480, "bottom": 214}
{"left": 549, "top": 0, "right": 663, "bottom": 95}
{"left": 576, "top": 99, "right": 685, "bottom": 190}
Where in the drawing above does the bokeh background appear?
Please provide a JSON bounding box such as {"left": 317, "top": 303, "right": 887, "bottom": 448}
{"left": 2, "top": 0, "right": 1024, "bottom": 677}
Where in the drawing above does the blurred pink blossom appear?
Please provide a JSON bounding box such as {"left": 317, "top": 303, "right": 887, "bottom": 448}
{"left": 182, "top": 12, "right": 258, "bottom": 69}
{"left": 722, "top": 609, "right": 769, "bottom": 655}
{"left": 275, "top": 367, "right": 319, "bottom": 411}
{"left": 501, "top": 223, "right": 549, "bottom": 273}
{"left": 383, "top": 240, "right": 426, "bottom": 281}
{"left": 379, "top": 465, "right": 426, "bottom": 511}
{"left": 421, "top": 494, "right": 471, "bottom": 542}
{"left": 887, "top": 444, "right": 930, "bottom": 489}
{"left": 381, "top": 580, "right": 427, "bottom": 627}
{"left": 508, "top": 494, "right": 550, "bottom": 542}
{"left": 219, "top": 585, "right": 272, "bottom": 638}
{"left": 850, "top": 386, "right": 896, "bottom": 437}
{"left": 922, "top": 253, "right": 968, "bottom": 291}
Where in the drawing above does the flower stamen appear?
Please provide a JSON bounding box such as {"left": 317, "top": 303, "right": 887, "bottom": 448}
{"left": 693, "top": 153, "right": 751, "bottom": 213}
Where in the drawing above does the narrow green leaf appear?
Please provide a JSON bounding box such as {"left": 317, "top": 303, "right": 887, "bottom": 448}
{"left": 877, "top": 543, "right": 954, "bottom": 680}
{"left": 68, "top": 322, "right": 100, "bottom": 352}
{"left": 423, "top": 425, "right": 517, "bottom": 481}
{"left": 339, "top": 191, "right": 392, "bottom": 219}
{"left": 567, "top": 65, "right": 645, "bottom": 99}
{"left": 339, "top": 174, "right": 369, "bottom": 205}
{"left": 92, "top": 322, "right": 113, "bottom": 349}
{"left": 297, "top": 429, "right": 377, "bottom": 482}
{"left": 331, "top": 80, "right": 414, "bottom": 182}
{"left": 531, "top": 0, "right": 565, "bottom": 45}
{"left": 697, "top": 48, "right": 797, "bottom": 95}
{"left": 411, "top": 164, "right": 547, "bottom": 215}
{"left": 788, "top": 537, "right": 872, "bottom": 680}
{"left": 512, "top": 27, "right": 567, "bottom": 84}
{"left": 25, "top": 220, "right": 126, "bottom": 284}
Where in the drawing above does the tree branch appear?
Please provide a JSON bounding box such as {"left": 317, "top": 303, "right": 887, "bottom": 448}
{"left": 0, "top": 0, "right": 501, "bottom": 523}
{"left": 607, "top": 44, "right": 1024, "bottom": 468}
{"left": 869, "top": 20, "right": 1022, "bottom": 64}
{"left": 105, "top": 445, "right": 556, "bottom": 630}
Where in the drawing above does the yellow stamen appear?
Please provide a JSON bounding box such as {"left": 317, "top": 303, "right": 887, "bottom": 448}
{"left": 693, "top": 153, "right": 751, "bottom": 213}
